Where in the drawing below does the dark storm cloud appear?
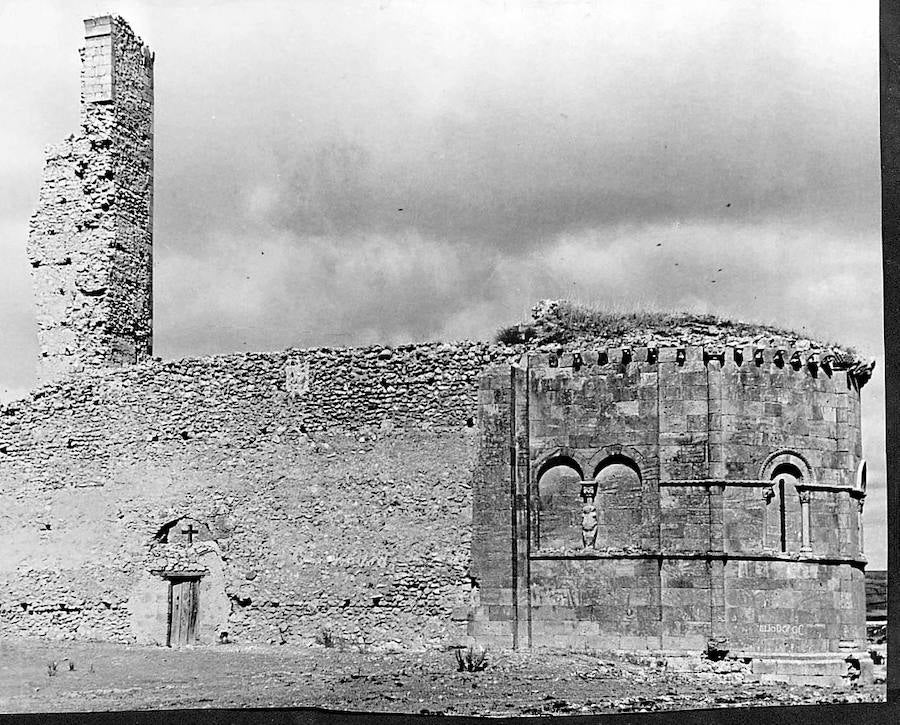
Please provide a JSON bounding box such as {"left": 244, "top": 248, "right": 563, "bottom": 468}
{"left": 1, "top": 0, "right": 881, "bottom": 363}
{"left": 160, "top": 75, "right": 879, "bottom": 256}
{"left": 130, "top": 0, "right": 879, "bottom": 361}
{"left": 0, "top": 1, "right": 886, "bottom": 564}
{"left": 150, "top": 0, "right": 878, "bottom": 259}
{"left": 260, "top": 139, "right": 678, "bottom": 247}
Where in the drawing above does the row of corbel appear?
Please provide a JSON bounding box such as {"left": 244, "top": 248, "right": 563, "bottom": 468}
{"left": 531, "top": 347, "right": 874, "bottom": 386}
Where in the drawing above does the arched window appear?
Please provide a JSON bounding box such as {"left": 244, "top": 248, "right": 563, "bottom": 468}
{"left": 594, "top": 455, "right": 643, "bottom": 550}
{"left": 766, "top": 462, "right": 805, "bottom": 553}
{"left": 536, "top": 458, "right": 583, "bottom": 550}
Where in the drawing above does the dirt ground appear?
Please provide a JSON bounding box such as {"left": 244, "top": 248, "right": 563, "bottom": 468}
{"left": 0, "top": 638, "right": 886, "bottom": 716}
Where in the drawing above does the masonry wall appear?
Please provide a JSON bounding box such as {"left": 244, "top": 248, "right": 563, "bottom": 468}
{"left": 468, "top": 368, "right": 518, "bottom": 643}
{"left": 0, "top": 338, "right": 873, "bottom": 656}
{"left": 0, "top": 342, "right": 514, "bottom": 647}
{"left": 471, "top": 347, "right": 869, "bottom": 659}
{"left": 27, "top": 16, "right": 153, "bottom": 385}
{"left": 8, "top": 14, "right": 877, "bottom": 661}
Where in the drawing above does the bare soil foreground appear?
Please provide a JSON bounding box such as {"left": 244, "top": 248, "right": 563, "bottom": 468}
{"left": 0, "top": 639, "right": 886, "bottom": 716}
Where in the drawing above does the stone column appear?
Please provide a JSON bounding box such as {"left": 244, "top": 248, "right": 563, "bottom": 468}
{"left": 705, "top": 351, "right": 726, "bottom": 644}
{"left": 858, "top": 498, "right": 865, "bottom": 554}
{"left": 761, "top": 485, "right": 775, "bottom": 550}
{"left": 705, "top": 352, "right": 726, "bottom": 553}
{"left": 799, "top": 489, "right": 812, "bottom": 554}
{"left": 510, "top": 362, "right": 531, "bottom": 649}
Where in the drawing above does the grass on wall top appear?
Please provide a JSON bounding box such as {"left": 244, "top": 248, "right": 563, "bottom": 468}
{"left": 495, "top": 299, "right": 859, "bottom": 361}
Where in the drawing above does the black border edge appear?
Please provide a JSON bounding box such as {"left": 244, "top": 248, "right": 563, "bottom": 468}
{"left": 883, "top": 0, "right": 900, "bottom": 708}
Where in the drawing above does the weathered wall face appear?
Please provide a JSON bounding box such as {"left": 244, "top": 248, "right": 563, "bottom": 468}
{"left": 8, "top": 14, "right": 879, "bottom": 668}
{"left": 27, "top": 16, "right": 153, "bottom": 384}
{"left": 0, "top": 334, "right": 874, "bottom": 660}
{"left": 0, "top": 342, "right": 511, "bottom": 648}
{"left": 471, "top": 346, "right": 869, "bottom": 665}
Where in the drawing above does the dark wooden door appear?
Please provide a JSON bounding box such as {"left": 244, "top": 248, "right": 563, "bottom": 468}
{"left": 167, "top": 577, "right": 200, "bottom": 646}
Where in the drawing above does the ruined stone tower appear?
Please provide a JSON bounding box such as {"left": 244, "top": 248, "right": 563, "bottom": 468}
{"left": 27, "top": 16, "right": 154, "bottom": 384}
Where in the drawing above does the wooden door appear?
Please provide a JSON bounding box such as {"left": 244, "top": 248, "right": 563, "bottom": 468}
{"left": 167, "top": 577, "right": 200, "bottom": 646}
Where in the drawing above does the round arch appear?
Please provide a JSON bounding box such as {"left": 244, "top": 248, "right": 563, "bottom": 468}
{"left": 586, "top": 444, "right": 647, "bottom": 479}
{"left": 760, "top": 449, "right": 813, "bottom": 483}
{"left": 761, "top": 450, "right": 808, "bottom": 554}
{"left": 535, "top": 456, "right": 584, "bottom": 550}
{"left": 592, "top": 453, "right": 642, "bottom": 482}
{"left": 533, "top": 448, "right": 585, "bottom": 482}
{"left": 591, "top": 453, "right": 644, "bottom": 550}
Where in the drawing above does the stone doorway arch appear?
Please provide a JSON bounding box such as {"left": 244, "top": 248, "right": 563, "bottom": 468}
{"left": 127, "top": 516, "right": 230, "bottom": 646}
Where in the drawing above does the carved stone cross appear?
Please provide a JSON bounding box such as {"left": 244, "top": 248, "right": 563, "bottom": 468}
{"left": 181, "top": 523, "right": 198, "bottom": 544}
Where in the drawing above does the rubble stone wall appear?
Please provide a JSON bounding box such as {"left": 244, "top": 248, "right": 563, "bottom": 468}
{"left": 0, "top": 339, "right": 874, "bottom": 655}
{"left": 0, "top": 342, "right": 513, "bottom": 647}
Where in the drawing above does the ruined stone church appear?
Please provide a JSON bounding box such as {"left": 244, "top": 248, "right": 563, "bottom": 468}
{"left": 0, "top": 17, "right": 875, "bottom": 685}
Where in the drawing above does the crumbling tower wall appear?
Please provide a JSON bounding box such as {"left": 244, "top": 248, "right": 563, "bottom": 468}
{"left": 27, "top": 16, "right": 154, "bottom": 384}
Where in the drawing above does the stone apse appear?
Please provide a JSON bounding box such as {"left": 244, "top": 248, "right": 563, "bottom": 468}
{"left": 471, "top": 347, "right": 872, "bottom": 671}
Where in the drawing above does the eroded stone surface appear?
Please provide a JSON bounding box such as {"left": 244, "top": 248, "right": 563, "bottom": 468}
{"left": 27, "top": 15, "right": 153, "bottom": 385}
{"left": 4, "top": 16, "right": 877, "bottom": 690}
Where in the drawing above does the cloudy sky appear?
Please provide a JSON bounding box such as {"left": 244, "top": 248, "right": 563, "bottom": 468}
{"left": 0, "top": 1, "right": 886, "bottom": 565}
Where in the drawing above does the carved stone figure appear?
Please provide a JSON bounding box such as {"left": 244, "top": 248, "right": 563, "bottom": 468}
{"left": 850, "top": 359, "right": 876, "bottom": 387}
{"left": 581, "top": 503, "right": 598, "bottom": 549}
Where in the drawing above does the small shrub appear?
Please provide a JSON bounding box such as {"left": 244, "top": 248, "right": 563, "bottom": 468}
{"left": 495, "top": 324, "right": 538, "bottom": 345}
{"left": 47, "top": 661, "right": 58, "bottom": 677}
{"left": 495, "top": 325, "right": 525, "bottom": 345}
{"left": 704, "top": 640, "right": 729, "bottom": 662}
{"left": 316, "top": 627, "right": 335, "bottom": 648}
{"left": 495, "top": 298, "right": 861, "bottom": 359}
{"left": 455, "top": 644, "right": 488, "bottom": 672}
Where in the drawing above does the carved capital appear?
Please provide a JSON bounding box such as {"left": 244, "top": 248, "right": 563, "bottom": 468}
{"left": 762, "top": 485, "right": 775, "bottom": 503}
{"left": 798, "top": 489, "right": 811, "bottom": 504}
{"left": 580, "top": 480, "right": 598, "bottom": 502}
